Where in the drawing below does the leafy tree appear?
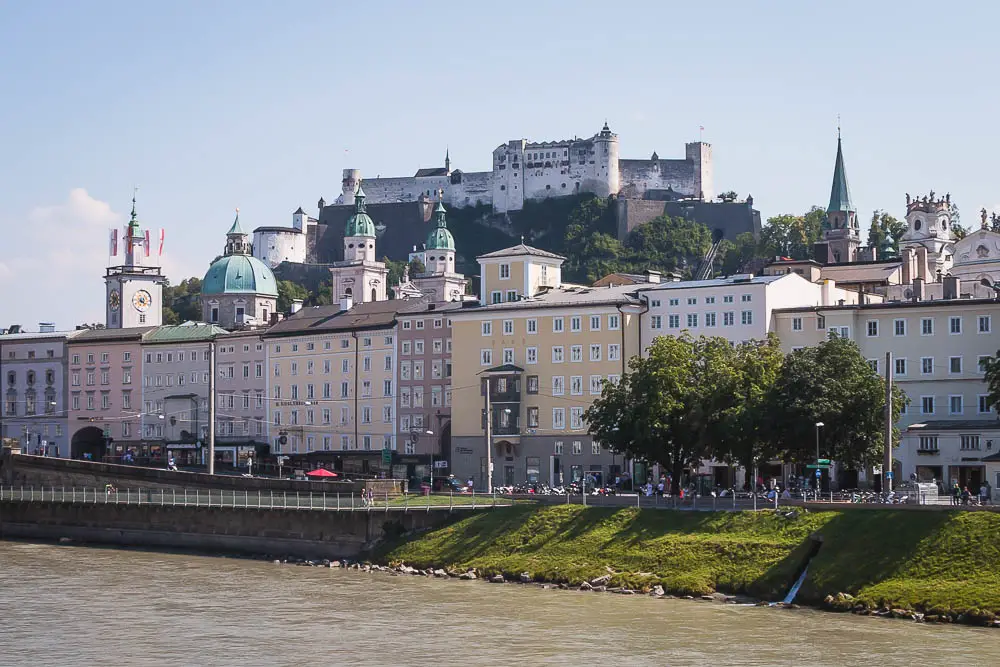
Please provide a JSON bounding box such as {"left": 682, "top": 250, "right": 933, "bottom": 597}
{"left": 758, "top": 207, "right": 826, "bottom": 260}
{"left": 866, "top": 210, "right": 906, "bottom": 250}
{"left": 384, "top": 257, "right": 407, "bottom": 292}
{"left": 624, "top": 215, "right": 712, "bottom": 276}
{"left": 162, "top": 277, "right": 203, "bottom": 323}
{"left": 717, "top": 190, "right": 739, "bottom": 202}
{"left": 718, "top": 232, "right": 758, "bottom": 274}
{"left": 981, "top": 352, "right": 1000, "bottom": 417}
{"left": 585, "top": 334, "right": 741, "bottom": 494}
{"left": 277, "top": 279, "right": 309, "bottom": 313}
{"left": 766, "top": 335, "right": 907, "bottom": 468}
{"left": 408, "top": 258, "right": 426, "bottom": 275}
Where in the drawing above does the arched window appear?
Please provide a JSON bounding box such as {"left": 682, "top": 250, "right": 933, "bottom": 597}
{"left": 371, "top": 288, "right": 377, "bottom": 302}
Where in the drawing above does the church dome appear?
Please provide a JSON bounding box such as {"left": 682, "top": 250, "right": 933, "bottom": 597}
{"left": 425, "top": 201, "right": 455, "bottom": 251}
{"left": 202, "top": 254, "right": 278, "bottom": 297}
{"left": 345, "top": 182, "right": 376, "bottom": 238}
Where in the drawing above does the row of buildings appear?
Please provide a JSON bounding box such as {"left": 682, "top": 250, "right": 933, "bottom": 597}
{"left": 4, "top": 137, "right": 1000, "bottom": 492}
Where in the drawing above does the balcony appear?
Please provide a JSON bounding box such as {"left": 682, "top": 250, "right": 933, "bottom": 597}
{"left": 482, "top": 407, "right": 521, "bottom": 436}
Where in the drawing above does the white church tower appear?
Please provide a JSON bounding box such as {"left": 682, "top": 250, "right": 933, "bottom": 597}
{"left": 330, "top": 181, "right": 388, "bottom": 304}
{"left": 105, "top": 194, "right": 164, "bottom": 328}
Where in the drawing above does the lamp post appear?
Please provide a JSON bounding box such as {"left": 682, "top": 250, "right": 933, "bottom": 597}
{"left": 815, "top": 421, "right": 824, "bottom": 496}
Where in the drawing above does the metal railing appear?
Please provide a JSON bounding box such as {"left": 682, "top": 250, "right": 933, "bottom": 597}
{"left": 0, "top": 486, "right": 511, "bottom": 512}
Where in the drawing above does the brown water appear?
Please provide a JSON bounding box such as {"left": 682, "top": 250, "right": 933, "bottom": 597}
{"left": 1, "top": 541, "right": 996, "bottom": 667}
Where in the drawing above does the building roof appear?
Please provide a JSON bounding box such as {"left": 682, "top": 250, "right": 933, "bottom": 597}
{"left": 395, "top": 300, "right": 466, "bottom": 317}
{"left": 264, "top": 299, "right": 413, "bottom": 338}
{"left": 827, "top": 136, "right": 854, "bottom": 214}
{"left": 453, "top": 283, "right": 642, "bottom": 314}
{"left": 819, "top": 261, "right": 900, "bottom": 284}
{"left": 252, "top": 226, "right": 302, "bottom": 234}
{"left": 774, "top": 296, "right": 1000, "bottom": 315}
{"left": 0, "top": 330, "right": 78, "bottom": 342}
{"left": 202, "top": 254, "right": 278, "bottom": 297}
{"left": 481, "top": 363, "right": 525, "bottom": 374}
{"left": 637, "top": 274, "right": 785, "bottom": 293}
{"left": 477, "top": 243, "right": 566, "bottom": 261}
{"left": 425, "top": 201, "right": 455, "bottom": 251}
{"left": 905, "top": 420, "right": 1000, "bottom": 432}
{"left": 143, "top": 323, "right": 229, "bottom": 343}
{"left": 414, "top": 167, "right": 448, "bottom": 177}
{"left": 68, "top": 327, "right": 156, "bottom": 343}
{"left": 227, "top": 211, "right": 245, "bottom": 236}
{"left": 293, "top": 207, "right": 306, "bottom": 215}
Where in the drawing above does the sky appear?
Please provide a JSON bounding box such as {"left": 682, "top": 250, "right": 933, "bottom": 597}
{"left": 1, "top": 0, "right": 998, "bottom": 330}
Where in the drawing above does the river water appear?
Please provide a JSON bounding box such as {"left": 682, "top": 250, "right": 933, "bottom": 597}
{"left": 1, "top": 541, "right": 996, "bottom": 666}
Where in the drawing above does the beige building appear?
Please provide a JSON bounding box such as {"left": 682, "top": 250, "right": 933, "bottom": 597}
{"left": 773, "top": 297, "right": 1000, "bottom": 490}
{"left": 263, "top": 299, "right": 401, "bottom": 476}
{"left": 451, "top": 244, "right": 644, "bottom": 489}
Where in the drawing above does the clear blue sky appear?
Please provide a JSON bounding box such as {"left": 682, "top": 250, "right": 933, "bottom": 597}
{"left": 1, "top": 0, "right": 997, "bottom": 329}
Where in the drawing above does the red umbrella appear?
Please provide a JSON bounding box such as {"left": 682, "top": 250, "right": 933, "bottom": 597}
{"left": 306, "top": 468, "right": 338, "bottom": 478}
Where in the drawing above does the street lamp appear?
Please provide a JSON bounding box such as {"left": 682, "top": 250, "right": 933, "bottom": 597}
{"left": 815, "top": 421, "right": 824, "bottom": 496}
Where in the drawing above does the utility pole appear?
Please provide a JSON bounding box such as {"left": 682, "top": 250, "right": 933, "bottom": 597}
{"left": 208, "top": 340, "right": 216, "bottom": 475}
{"left": 883, "top": 351, "right": 893, "bottom": 493}
{"left": 484, "top": 377, "right": 493, "bottom": 493}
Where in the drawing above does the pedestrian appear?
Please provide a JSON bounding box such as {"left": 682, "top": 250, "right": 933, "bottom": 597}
{"left": 952, "top": 482, "right": 962, "bottom": 506}
{"left": 961, "top": 487, "right": 971, "bottom": 506}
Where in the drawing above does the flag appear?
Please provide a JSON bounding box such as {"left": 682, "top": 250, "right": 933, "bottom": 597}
{"left": 110, "top": 229, "right": 118, "bottom": 256}
{"left": 144, "top": 230, "right": 151, "bottom": 257}
{"left": 699, "top": 125, "right": 705, "bottom": 131}
{"left": 158, "top": 229, "right": 165, "bottom": 256}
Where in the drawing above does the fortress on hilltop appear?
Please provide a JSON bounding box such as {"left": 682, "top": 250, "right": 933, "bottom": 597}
{"left": 334, "top": 123, "right": 714, "bottom": 214}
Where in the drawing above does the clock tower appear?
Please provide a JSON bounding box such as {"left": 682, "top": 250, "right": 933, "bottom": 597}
{"left": 105, "top": 195, "right": 164, "bottom": 328}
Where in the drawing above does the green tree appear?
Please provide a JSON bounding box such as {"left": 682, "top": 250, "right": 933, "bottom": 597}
{"left": 981, "top": 352, "right": 1000, "bottom": 417}
{"left": 624, "top": 215, "right": 712, "bottom": 277}
{"left": 766, "top": 335, "right": 907, "bottom": 468}
{"left": 585, "top": 334, "right": 741, "bottom": 494}
{"left": 866, "top": 210, "right": 906, "bottom": 250}
{"left": 718, "top": 232, "right": 758, "bottom": 274}
{"left": 277, "top": 279, "right": 309, "bottom": 313}
{"left": 162, "top": 277, "right": 203, "bottom": 323}
{"left": 759, "top": 207, "right": 826, "bottom": 260}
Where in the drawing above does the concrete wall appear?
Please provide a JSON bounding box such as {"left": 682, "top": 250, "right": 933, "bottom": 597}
{"left": 0, "top": 452, "right": 404, "bottom": 495}
{"left": 0, "top": 499, "right": 457, "bottom": 559}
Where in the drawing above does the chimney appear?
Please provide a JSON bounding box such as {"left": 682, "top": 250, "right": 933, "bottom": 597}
{"left": 38, "top": 323, "right": 55, "bottom": 333}
{"left": 900, "top": 248, "right": 912, "bottom": 284}
{"left": 290, "top": 299, "right": 304, "bottom": 314}
{"left": 644, "top": 269, "right": 661, "bottom": 284}
{"left": 912, "top": 277, "right": 924, "bottom": 302}
{"left": 339, "top": 296, "right": 353, "bottom": 312}
{"left": 915, "top": 247, "right": 928, "bottom": 281}
{"left": 943, "top": 275, "right": 960, "bottom": 300}
{"left": 820, "top": 280, "right": 834, "bottom": 306}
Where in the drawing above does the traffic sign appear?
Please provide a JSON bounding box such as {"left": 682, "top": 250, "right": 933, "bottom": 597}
{"left": 102, "top": 428, "right": 111, "bottom": 438}
{"left": 815, "top": 469, "right": 822, "bottom": 478}
{"left": 381, "top": 448, "right": 392, "bottom": 465}
{"left": 885, "top": 471, "right": 894, "bottom": 479}
{"left": 805, "top": 464, "right": 831, "bottom": 469}
{"left": 816, "top": 458, "right": 831, "bottom": 465}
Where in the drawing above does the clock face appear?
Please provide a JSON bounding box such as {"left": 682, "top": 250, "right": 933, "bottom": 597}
{"left": 108, "top": 289, "right": 121, "bottom": 311}
{"left": 133, "top": 289, "right": 152, "bottom": 312}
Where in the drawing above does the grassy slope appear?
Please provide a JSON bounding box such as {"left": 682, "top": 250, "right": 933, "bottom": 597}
{"left": 377, "top": 505, "right": 1000, "bottom": 615}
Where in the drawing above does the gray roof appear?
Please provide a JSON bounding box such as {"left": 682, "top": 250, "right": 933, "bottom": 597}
{"left": 264, "top": 299, "right": 418, "bottom": 338}
{"left": 905, "top": 420, "right": 1000, "bottom": 432}
{"left": 454, "top": 283, "right": 641, "bottom": 314}
{"left": 0, "top": 330, "right": 78, "bottom": 342}
{"left": 68, "top": 327, "right": 156, "bottom": 343}
{"left": 396, "top": 300, "right": 466, "bottom": 318}
{"left": 636, "top": 274, "right": 784, "bottom": 293}
{"left": 414, "top": 167, "right": 448, "bottom": 177}
{"left": 477, "top": 243, "right": 566, "bottom": 261}
{"left": 774, "top": 296, "right": 1000, "bottom": 315}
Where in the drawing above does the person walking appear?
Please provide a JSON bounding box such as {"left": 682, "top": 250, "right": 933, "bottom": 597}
{"left": 952, "top": 482, "right": 962, "bottom": 506}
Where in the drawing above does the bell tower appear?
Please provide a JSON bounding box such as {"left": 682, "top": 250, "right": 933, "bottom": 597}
{"left": 105, "top": 193, "right": 164, "bottom": 328}
{"left": 823, "top": 131, "right": 860, "bottom": 263}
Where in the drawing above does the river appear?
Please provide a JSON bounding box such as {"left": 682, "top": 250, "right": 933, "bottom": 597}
{"left": 1, "top": 541, "right": 996, "bottom": 666}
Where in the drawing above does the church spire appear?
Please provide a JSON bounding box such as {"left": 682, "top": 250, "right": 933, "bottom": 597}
{"left": 445, "top": 148, "right": 451, "bottom": 173}
{"left": 224, "top": 208, "right": 250, "bottom": 256}
{"left": 827, "top": 134, "right": 854, "bottom": 215}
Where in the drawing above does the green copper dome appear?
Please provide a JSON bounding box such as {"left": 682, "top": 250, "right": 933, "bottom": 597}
{"left": 202, "top": 254, "right": 278, "bottom": 297}
{"left": 345, "top": 183, "right": 376, "bottom": 238}
{"left": 425, "top": 200, "right": 455, "bottom": 251}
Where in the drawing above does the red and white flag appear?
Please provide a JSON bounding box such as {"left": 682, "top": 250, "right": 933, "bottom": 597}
{"left": 144, "top": 230, "right": 151, "bottom": 257}
{"left": 109, "top": 229, "right": 118, "bottom": 256}
{"left": 158, "top": 229, "right": 165, "bottom": 256}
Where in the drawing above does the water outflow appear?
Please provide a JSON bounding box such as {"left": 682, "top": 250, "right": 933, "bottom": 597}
{"left": 781, "top": 566, "right": 809, "bottom": 605}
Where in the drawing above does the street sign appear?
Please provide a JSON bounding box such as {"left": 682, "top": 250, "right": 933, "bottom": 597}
{"left": 815, "top": 469, "right": 822, "bottom": 478}
{"left": 433, "top": 460, "right": 449, "bottom": 468}
{"left": 816, "top": 458, "right": 831, "bottom": 465}
{"left": 886, "top": 471, "right": 894, "bottom": 479}
{"left": 381, "top": 448, "right": 392, "bottom": 465}
{"left": 805, "top": 464, "right": 831, "bottom": 469}
{"left": 102, "top": 428, "right": 110, "bottom": 438}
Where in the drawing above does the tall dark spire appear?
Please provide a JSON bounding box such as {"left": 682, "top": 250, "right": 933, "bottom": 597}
{"left": 445, "top": 148, "right": 451, "bottom": 173}
{"left": 827, "top": 135, "right": 854, "bottom": 214}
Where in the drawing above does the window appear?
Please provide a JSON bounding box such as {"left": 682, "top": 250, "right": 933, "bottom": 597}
{"left": 894, "top": 319, "right": 906, "bottom": 336}
{"left": 554, "top": 441, "right": 564, "bottom": 455}
{"left": 651, "top": 315, "right": 662, "bottom": 329}
{"left": 383, "top": 379, "right": 392, "bottom": 396}
{"left": 402, "top": 321, "right": 412, "bottom": 330}
{"left": 608, "top": 314, "right": 620, "bottom": 330}
{"left": 979, "top": 355, "right": 991, "bottom": 373}
{"left": 502, "top": 319, "right": 513, "bottom": 335}
{"left": 961, "top": 435, "right": 981, "bottom": 450}
{"left": 552, "top": 408, "right": 565, "bottom": 430}
{"left": 979, "top": 315, "right": 992, "bottom": 333}
{"left": 920, "top": 318, "right": 933, "bottom": 335}
{"left": 499, "top": 263, "right": 510, "bottom": 279}
{"left": 527, "top": 319, "right": 537, "bottom": 334}
{"left": 705, "top": 312, "right": 716, "bottom": 327}
{"left": 482, "top": 321, "right": 492, "bottom": 336}
{"left": 950, "top": 395, "right": 964, "bottom": 414}
{"left": 570, "top": 316, "right": 581, "bottom": 332}
{"left": 921, "top": 396, "right": 934, "bottom": 414}
{"left": 414, "top": 341, "right": 424, "bottom": 355}
{"left": 723, "top": 295, "right": 734, "bottom": 304}
{"left": 590, "top": 315, "right": 601, "bottom": 331}
{"left": 741, "top": 294, "right": 752, "bottom": 303}
{"left": 817, "top": 315, "right": 826, "bottom": 329}
{"left": 668, "top": 298, "right": 679, "bottom": 307}
{"left": 741, "top": 311, "right": 753, "bottom": 326}
{"left": 687, "top": 313, "right": 698, "bottom": 328}
{"left": 687, "top": 297, "right": 697, "bottom": 305}
{"left": 491, "top": 291, "right": 502, "bottom": 304}
{"left": 341, "top": 381, "right": 349, "bottom": 398}
{"left": 592, "top": 441, "right": 601, "bottom": 455}
{"left": 570, "top": 345, "right": 582, "bottom": 362}
{"left": 415, "top": 320, "right": 425, "bottom": 330}
{"left": 979, "top": 395, "right": 991, "bottom": 414}
{"left": 590, "top": 375, "right": 603, "bottom": 395}
{"left": 552, "top": 376, "right": 565, "bottom": 395}
{"left": 918, "top": 436, "right": 939, "bottom": 452}
{"left": 668, "top": 314, "right": 680, "bottom": 328}
{"left": 866, "top": 320, "right": 878, "bottom": 337}
{"left": 571, "top": 440, "right": 582, "bottom": 455}
{"left": 526, "top": 407, "right": 539, "bottom": 428}
{"left": 503, "top": 348, "right": 514, "bottom": 364}
{"left": 949, "top": 316, "right": 962, "bottom": 334}
{"left": 570, "top": 407, "right": 584, "bottom": 429}
{"left": 608, "top": 344, "right": 620, "bottom": 361}
{"left": 705, "top": 296, "right": 716, "bottom": 305}
{"left": 481, "top": 349, "right": 492, "bottom": 366}
{"left": 553, "top": 317, "right": 564, "bottom": 333}
{"left": 570, "top": 376, "right": 583, "bottom": 395}
{"left": 340, "top": 339, "right": 350, "bottom": 349}
{"left": 722, "top": 312, "right": 734, "bottom": 327}
{"left": 589, "top": 344, "right": 601, "bottom": 362}
{"left": 402, "top": 341, "right": 411, "bottom": 355}
{"left": 526, "top": 347, "right": 538, "bottom": 364}
{"left": 527, "top": 375, "right": 539, "bottom": 393}
{"left": 506, "top": 290, "right": 517, "bottom": 302}
{"left": 921, "top": 357, "right": 933, "bottom": 375}
{"left": 949, "top": 356, "right": 962, "bottom": 374}
{"left": 361, "top": 407, "right": 372, "bottom": 424}
{"left": 867, "top": 359, "right": 879, "bottom": 373}
{"left": 552, "top": 346, "right": 564, "bottom": 363}
{"left": 894, "top": 358, "right": 907, "bottom": 376}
